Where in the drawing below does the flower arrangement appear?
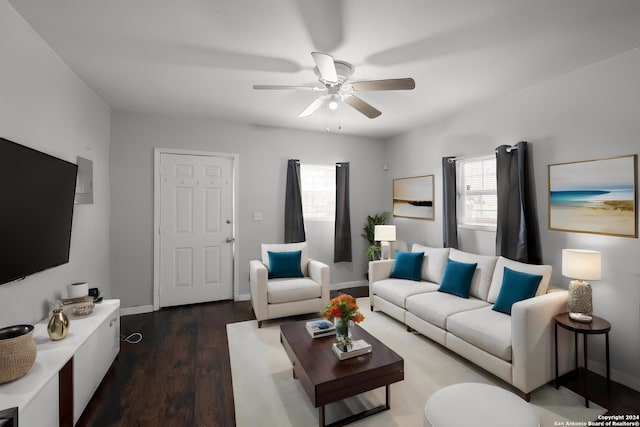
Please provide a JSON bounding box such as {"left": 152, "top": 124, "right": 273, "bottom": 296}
{"left": 323, "top": 294, "right": 364, "bottom": 351}
{"left": 323, "top": 294, "right": 365, "bottom": 323}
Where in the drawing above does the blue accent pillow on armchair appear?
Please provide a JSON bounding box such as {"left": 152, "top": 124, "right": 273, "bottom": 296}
{"left": 268, "top": 250, "right": 304, "bottom": 279}
{"left": 492, "top": 267, "right": 542, "bottom": 315}
{"left": 438, "top": 258, "right": 477, "bottom": 298}
{"left": 390, "top": 251, "right": 424, "bottom": 281}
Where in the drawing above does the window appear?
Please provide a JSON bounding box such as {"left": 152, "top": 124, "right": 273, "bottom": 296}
{"left": 300, "top": 164, "right": 335, "bottom": 221}
{"left": 457, "top": 155, "right": 497, "bottom": 229}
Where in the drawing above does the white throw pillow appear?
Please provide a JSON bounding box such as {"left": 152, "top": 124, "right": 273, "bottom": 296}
{"left": 411, "top": 243, "right": 450, "bottom": 284}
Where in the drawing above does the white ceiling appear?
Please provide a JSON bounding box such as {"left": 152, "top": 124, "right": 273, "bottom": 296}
{"left": 9, "top": 0, "right": 640, "bottom": 139}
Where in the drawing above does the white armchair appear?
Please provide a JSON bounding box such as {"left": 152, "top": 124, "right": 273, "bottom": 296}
{"left": 249, "top": 242, "right": 330, "bottom": 328}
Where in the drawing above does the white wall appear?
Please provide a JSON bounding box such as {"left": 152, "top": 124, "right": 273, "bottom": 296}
{"left": 110, "top": 111, "right": 387, "bottom": 309}
{"left": 385, "top": 48, "right": 640, "bottom": 390}
{"left": 0, "top": 1, "right": 111, "bottom": 326}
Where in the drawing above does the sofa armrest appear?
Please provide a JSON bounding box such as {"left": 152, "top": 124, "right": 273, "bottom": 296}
{"left": 308, "top": 259, "right": 331, "bottom": 308}
{"left": 511, "top": 290, "right": 570, "bottom": 394}
{"left": 368, "top": 259, "right": 394, "bottom": 308}
{"left": 249, "top": 260, "right": 269, "bottom": 322}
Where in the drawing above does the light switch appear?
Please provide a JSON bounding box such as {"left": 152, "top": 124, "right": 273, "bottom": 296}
{"left": 253, "top": 212, "right": 263, "bottom": 221}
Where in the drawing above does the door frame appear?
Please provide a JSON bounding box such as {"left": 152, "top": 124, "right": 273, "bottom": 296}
{"left": 153, "top": 148, "right": 240, "bottom": 311}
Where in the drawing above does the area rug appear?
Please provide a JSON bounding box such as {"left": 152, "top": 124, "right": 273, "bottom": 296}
{"left": 228, "top": 298, "right": 605, "bottom": 427}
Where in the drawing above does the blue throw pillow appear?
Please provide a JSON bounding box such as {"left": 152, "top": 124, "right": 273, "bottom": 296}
{"left": 390, "top": 251, "right": 424, "bottom": 281}
{"left": 492, "top": 267, "right": 542, "bottom": 315}
{"left": 268, "top": 250, "right": 304, "bottom": 279}
{"left": 438, "top": 258, "right": 477, "bottom": 298}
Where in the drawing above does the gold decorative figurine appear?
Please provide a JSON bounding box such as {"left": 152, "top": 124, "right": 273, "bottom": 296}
{"left": 47, "top": 308, "right": 70, "bottom": 341}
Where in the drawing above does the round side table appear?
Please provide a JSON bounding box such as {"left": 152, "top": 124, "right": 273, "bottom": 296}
{"left": 554, "top": 312, "right": 611, "bottom": 408}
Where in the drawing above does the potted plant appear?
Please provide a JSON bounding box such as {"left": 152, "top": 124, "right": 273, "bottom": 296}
{"left": 361, "top": 212, "right": 389, "bottom": 262}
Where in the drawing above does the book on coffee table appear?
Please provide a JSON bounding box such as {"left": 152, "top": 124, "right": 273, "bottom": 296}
{"left": 332, "top": 339, "right": 372, "bottom": 360}
{"left": 305, "top": 319, "right": 336, "bottom": 338}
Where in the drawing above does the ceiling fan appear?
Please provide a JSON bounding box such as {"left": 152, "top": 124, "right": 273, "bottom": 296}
{"left": 253, "top": 52, "right": 415, "bottom": 119}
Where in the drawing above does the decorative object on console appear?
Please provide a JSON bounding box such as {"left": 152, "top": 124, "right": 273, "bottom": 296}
{"left": 549, "top": 154, "right": 637, "bottom": 238}
{"left": 562, "top": 249, "right": 601, "bottom": 323}
{"left": 393, "top": 175, "right": 435, "bottom": 220}
{"left": 323, "top": 294, "right": 364, "bottom": 352}
{"left": 47, "top": 308, "right": 70, "bottom": 341}
{"left": 0, "top": 324, "right": 37, "bottom": 384}
{"left": 374, "top": 225, "right": 396, "bottom": 260}
{"left": 67, "top": 281, "right": 88, "bottom": 298}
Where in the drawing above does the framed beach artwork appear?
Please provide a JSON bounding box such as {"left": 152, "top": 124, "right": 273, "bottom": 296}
{"left": 393, "top": 174, "right": 434, "bottom": 220}
{"left": 548, "top": 154, "right": 637, "bottom": 237}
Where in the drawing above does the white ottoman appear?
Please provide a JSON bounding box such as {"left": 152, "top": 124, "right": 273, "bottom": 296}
{"left": 424, "top": 383, "right": 539, "bottom": 427}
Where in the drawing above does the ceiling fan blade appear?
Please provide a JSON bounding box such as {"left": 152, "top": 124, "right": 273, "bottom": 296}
{"left": 253, "top": 84, "right": 321, "bottom": 91}
{"left": 343, "top": 94, "right": 381, "bottom": 119}
{"left": 311, "top": 52, "right": 338, "bottom": 83}
{"left": 350, "top": 78, "right": 415, "bottom": 91}
{"left": 299, "top": 96, "right": 327, "bottom": 118}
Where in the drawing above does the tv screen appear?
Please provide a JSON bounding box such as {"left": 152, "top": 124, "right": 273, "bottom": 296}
{"left": 0, "top": 137, "right": 78, "bottom": 285}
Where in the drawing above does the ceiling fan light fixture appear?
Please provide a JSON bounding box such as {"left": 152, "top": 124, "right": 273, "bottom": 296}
{"left": 254, "top": 52, "right": 415, "bottom": 122}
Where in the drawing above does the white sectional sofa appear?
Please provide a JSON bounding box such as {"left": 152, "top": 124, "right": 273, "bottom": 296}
{"left": 369, "top": 243, "right": 573, "bottom": 399}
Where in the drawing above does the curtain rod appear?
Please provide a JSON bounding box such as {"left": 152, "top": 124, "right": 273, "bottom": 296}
{"left": 446, "top": 145, "right": 519, "bottom": 163}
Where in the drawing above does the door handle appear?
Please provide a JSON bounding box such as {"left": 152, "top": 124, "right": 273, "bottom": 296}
{"left": 225, "top": 237, "right": 235, "bottom": 243}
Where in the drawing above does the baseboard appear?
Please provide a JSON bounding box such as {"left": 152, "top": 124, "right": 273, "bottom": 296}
{"left": 236, "top": 293, "right": 250, "bottom": 301}
{"left": 330, "top": 280, "right": 368, "bottom": 291}
{"left": 589, "top": 359, "right": 640, "bottom": 392}
{"left": 120, "top": 305, "right": 154, "bottom": 317}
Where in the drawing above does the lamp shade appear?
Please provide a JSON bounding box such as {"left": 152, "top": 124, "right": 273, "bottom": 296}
{"left": 374, "top": 225, "right": 396, "bottom": 242}
{"left": 562, "top": 249, "right": 601, "bottom": 281}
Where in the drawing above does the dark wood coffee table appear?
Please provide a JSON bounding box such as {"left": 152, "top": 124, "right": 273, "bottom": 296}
{"left": 280, "top": 321, "right": 404, "bottom": 427}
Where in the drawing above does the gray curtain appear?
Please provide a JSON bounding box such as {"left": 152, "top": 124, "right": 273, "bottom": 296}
{"left": 495, "top": 141, "right": 542, "bottom": 264}
{"left": 334, "top": 162, "right": 352, "bottom": 262}
{"left": 284, "top": 159, "right": 306, "bottom": 243}
{"left": 442, "top": 156, "right": 459, "bottom": 248}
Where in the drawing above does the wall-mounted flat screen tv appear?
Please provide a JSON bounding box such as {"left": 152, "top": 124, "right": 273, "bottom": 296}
{"left": 0, "top": 137, "right": 78, "bottom": 285}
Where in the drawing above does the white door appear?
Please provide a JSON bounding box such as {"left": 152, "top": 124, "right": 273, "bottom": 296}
{"left": 158, "top": 153, "right": 234, "bottom": 307}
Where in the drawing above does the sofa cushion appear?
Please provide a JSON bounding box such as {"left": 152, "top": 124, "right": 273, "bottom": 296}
{"left": 487, "top": 257, "right": 552, "bottom": 304}
{"left": 390, "top": 251, "right": 424, "bottom": 281}
{"left": 406, "top": 292, "right": 489, "bottom": 329}
{"left": 372, "top": 278, "right": 439, "bottom": 309}
{"left": 492, "top": 267, "right": 542, "bottom": 315}
{"left": 447, "top": 306, "right": 512, "bottom": 361}
{"left": 267, "top": 277, "right": 321, "bottom": 304}
{"left": 267, "top": 250, "right": 304, "bottom": 279}
{"left": 411, "top": 244, "right": 450, "bottom": 284}
{"left": 262, "top": 242, "right": 309, "bottom": 276}
{"left": 438, "top": 259, "right": 477, "bottom": 298}
{"left": 449, "top": 249, "right": 498, "bottom": 301}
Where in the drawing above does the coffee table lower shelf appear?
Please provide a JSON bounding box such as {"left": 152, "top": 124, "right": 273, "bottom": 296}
{"left": 280, "top": 321, "right": 404, "bottom": 427}
{"left": 319, "top": 384, "right": 391, "bottom": 427}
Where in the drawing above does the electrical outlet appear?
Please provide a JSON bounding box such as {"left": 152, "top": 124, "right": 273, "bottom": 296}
{"left": 253, "top": 212, "right": 263, "bottom": 221}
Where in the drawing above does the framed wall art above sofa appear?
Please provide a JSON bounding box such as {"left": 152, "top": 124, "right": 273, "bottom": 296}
{"left": 393, "top": 174, "right": 434, "bottom": 220}
{"left": 548, "top": 154, "right": 637, "bottom": 238}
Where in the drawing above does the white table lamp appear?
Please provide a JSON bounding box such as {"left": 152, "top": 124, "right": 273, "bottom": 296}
{"left": 562, "top": 249, "right": 601, "bottom": 323}
{"left": 374, "top": 225, "right": 396, "bottom": 260}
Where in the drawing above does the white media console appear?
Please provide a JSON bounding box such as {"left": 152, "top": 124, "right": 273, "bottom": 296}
{"left": 0, "top": 299, "right": 120, "bottom": 426}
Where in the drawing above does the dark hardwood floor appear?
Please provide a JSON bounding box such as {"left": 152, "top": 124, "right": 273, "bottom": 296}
{"left": 78, "top": 288, "right": 639, "bottom": 426}
{"left": 77, "top": 299, "right": 255, "bottom": 427}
